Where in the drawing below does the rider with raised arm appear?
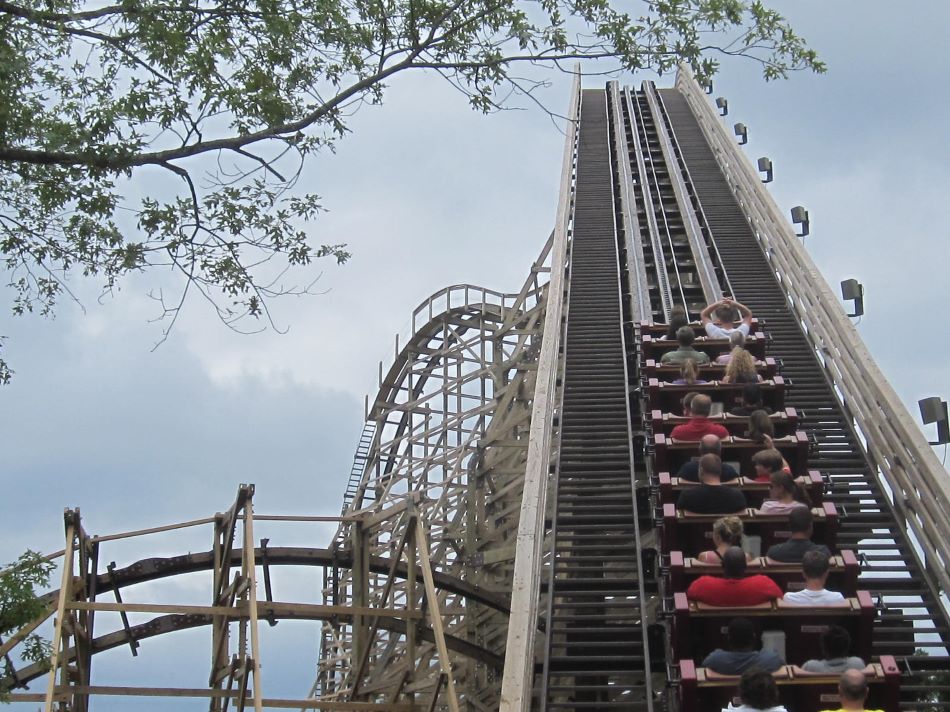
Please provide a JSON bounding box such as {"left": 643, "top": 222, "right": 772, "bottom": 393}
{"left": 701, "top": 296, "right": 754, "bottom": 339}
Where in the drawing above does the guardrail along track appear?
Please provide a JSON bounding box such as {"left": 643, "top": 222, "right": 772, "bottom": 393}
{"left": 538, "top": 89, "right": 652, "bottom": 711}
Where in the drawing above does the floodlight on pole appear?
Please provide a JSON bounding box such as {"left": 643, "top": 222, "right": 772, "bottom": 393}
{"left": 840, "top": 279, "right": 865, "bottom": 318}
{"left": 918, "top": 396, "right": 950, "bottom": 445}
{"left": 791, "top": 206, "right": 809, "bottom": 237}
{"left": 734, "top": 123, "right": 748, "bottom": 145}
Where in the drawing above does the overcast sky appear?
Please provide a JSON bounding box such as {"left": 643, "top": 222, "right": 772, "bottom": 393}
{"left": 1, "top": 0, "right": 948, "bottom": 704}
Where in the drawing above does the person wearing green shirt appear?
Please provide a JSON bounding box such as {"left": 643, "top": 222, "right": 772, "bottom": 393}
{"left": 660, "top": 326, "right": 710, "bottom": 365}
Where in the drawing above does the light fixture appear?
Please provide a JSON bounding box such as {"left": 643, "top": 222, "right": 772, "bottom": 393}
{"left": 705, "top": 80, "right": 713, "bottom": 95}
{"left": 918, "top": 397, "right": 950, "bottom": 445}
{"left": 840, "top": 279, "right": 864, "bottom": 317}
{"left": 791, "top": 206, "right": 809, "bottom": 237}
{"left": 715, "top": 97, "right": 728, "bottom": 116}
{"left": 757, "top": 157, "right": 773, "bottom": 183}
{"left": 734, "top": 123, "right": 748, "bottom": 145}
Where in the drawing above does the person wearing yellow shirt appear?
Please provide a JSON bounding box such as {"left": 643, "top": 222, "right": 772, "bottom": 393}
{"left": 821, "top": 669, "right": 884, "bottom": 712}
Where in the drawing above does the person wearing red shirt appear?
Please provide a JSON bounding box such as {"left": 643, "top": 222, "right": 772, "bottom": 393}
{"left": 670, "top": 394, "right": 729, "bottom": 440}
{"left": 686, "top": 547, "right": 783, "bottom": 606}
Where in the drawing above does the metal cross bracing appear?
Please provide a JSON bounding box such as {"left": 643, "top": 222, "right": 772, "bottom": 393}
{"left": 537, "top": 88, "right": 653, "bottom": 711}
{"left": 653, "top": 85, "right": 950, "bottom": 707}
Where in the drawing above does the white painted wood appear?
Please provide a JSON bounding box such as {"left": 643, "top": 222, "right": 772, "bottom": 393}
{"left": 44, "top": 522, "right": 75, "bottom": 712}
{"left": 414, "top": 518, "right": 461, "bottom": 712}
{"left": 608, "top": 82, "right": 653, "bottom": 320}
{"left": 243, "top": 495, "right": 265, "bottom": 712}
{"left": 498, "top": 68, "right": 580, "bottom": 712}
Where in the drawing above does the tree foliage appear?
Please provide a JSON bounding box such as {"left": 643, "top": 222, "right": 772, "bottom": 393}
{"left": 0, "top": 551, "right": 54, "bottom": 697}
{"left": 0, "top": 0, "right": 824, "bottom": 374}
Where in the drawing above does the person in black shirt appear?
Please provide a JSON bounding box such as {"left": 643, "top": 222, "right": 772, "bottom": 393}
{"left": 702, "top": 617, "right": 784, "bottom": 674}
{"left": 677, "top": 434, "right": 740, "bottom": 482}
{"left": 730, "top": 383, "right": 774, "bottom": 417}
{"left": 765, "top": 507, "right": 830, "bottom": 562}
{"left": 677, "top": 454, "right": 747, "bottom": 514}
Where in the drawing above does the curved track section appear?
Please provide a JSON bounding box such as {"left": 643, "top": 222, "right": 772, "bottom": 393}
{"left": 317, "top": 238, "right": 559, "bottom": 706}
{"left": 4, "top": 545, "right": 506, "bottom": 689}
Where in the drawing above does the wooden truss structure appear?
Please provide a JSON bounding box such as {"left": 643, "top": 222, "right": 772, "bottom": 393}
{"left": 318, "top": 234, "right": 559, "bottom": 709}
{"left": 0, "top": 231, "right": 559, "bottom": 711}
{"left": 6, "top": 66, "right": 950, "bottom": 712}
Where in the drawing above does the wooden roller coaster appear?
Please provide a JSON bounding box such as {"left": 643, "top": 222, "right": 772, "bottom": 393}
{"left": 5, "top": 67, "right": 949, "bottom": 712}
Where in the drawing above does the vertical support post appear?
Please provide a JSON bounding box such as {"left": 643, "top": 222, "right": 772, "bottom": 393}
{"left": 210, "top": 512, "right": 229, "bottom": 712}
{"left": 241, "top": 486, "right": 264, "bottom": 712}
{"left": 414, "top": 518, "right": 461, "bottom": 712}
{"left": 210, "top": 486, "right": 249, "bottom": 711}
{"left": 465, "top": 447, "right": 481, "bottom": 691}
{"left": 71, "top": 521, "right": 97, "bottom": 712}
{"left": 44, "top": 512, "right": 77, "bottom": 712}
{"left": 350, "top": 520, "right": 369, "bottom": 686}
{"left": 406, "top": 530, "right": 417, "bottom": 704}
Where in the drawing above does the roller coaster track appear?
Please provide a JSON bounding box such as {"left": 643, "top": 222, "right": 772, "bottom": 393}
{"left": 7, "top": 69, "right": 950, "bottom": 712}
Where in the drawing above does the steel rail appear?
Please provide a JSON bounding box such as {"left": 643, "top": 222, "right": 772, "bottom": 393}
{"left": 607, "top": 81, "right": 653, "bottom": 322}
{"left": 3, "top": 609, "right": 503, "bottom": 690}
{"left": 604, "top": 84, "right": 655, "bottom": 705}
{"left": 623, "top": 86, "right": 675, "bottom": 319}
{"left": 628, "top": 87, "right": 692, "bottom": 312}
{"left": 649, "top": 85, "right": 736, "bottom": 301}
{"left": 642, "top": 80, "right": 722, "bottom": 304}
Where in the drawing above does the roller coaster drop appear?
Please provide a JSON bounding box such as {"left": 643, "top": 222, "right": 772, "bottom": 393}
{"left": 6, "top": 68, "right": 950, "bottom": 711}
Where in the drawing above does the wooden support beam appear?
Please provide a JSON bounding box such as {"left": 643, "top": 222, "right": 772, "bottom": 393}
{"left": 35, "top": 686, "right": 419, "bottom": 709}
{"left": 352, "top": 516, "right": 414, "bottom": 695}
{"left": 414, "top": 518, "right": 460, "bottom": 712}
{"left": 44, "top": 515, "right": 76, "bottom": 712}
{"left": 242, "top": 490, "right": 265, "bottom": 712}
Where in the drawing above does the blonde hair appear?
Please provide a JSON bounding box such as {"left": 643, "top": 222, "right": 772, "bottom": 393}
{"left": 712, "top": 515, "right": 744, "bottom": 546}
{"left": 724, "top": 347, "right": 757, "bottom": 383}
{"left": 680, "top": 358, "right": 700, "bottom": 384}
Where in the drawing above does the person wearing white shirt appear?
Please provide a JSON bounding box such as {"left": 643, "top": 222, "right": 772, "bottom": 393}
{"left": 783, "top": 550, "right": 846, "bottom": 606}
{"left": 701, "top": 297, "right": 753, "bottom": 339}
